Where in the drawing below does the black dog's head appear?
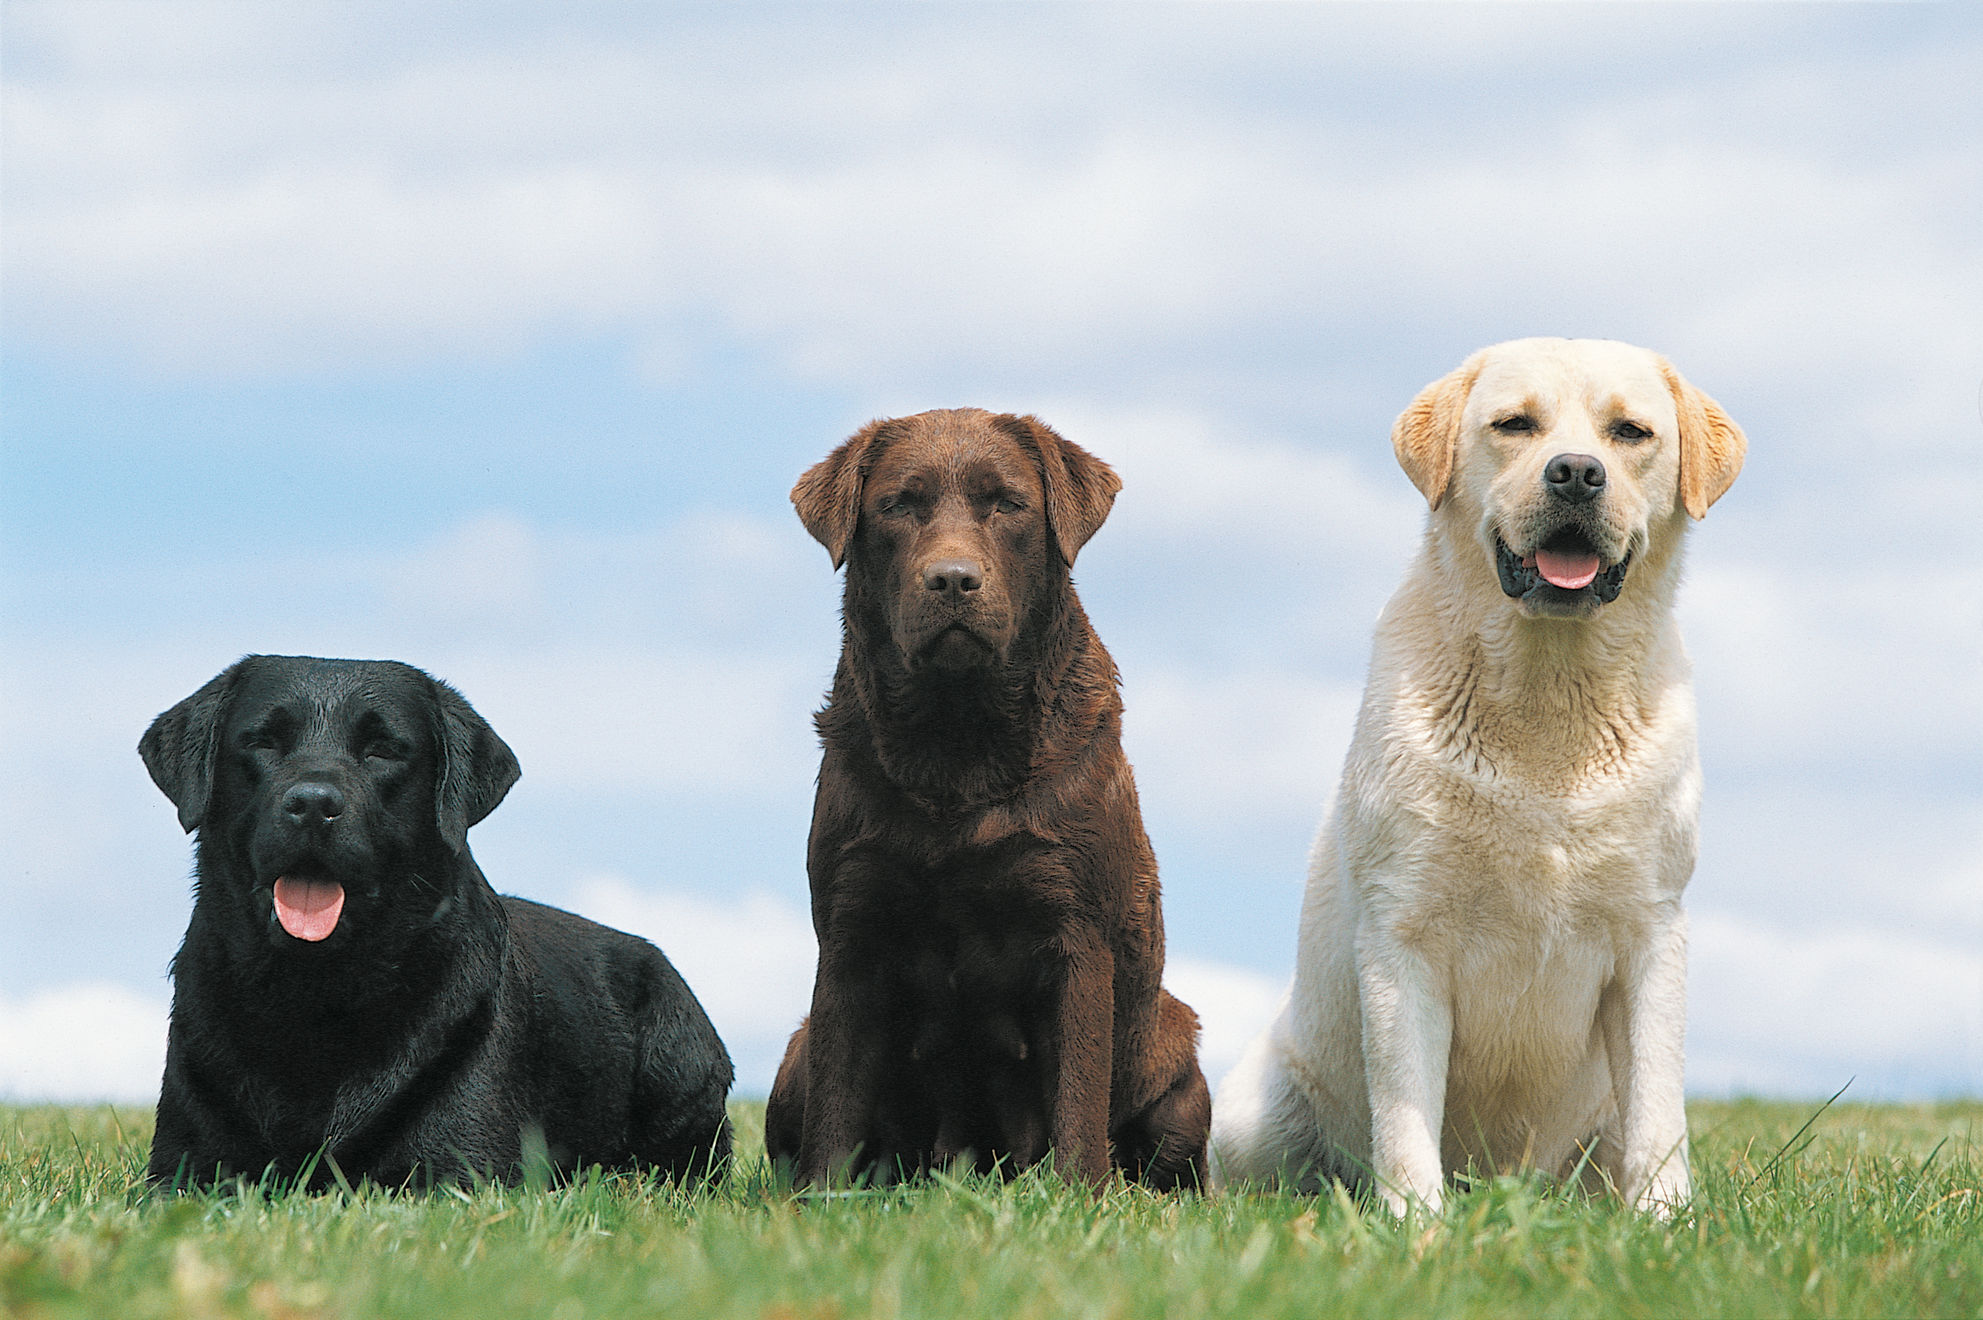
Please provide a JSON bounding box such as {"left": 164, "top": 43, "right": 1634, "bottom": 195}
{"left": 791, "top": 408, "right": 1121, "bottom": 675}
{"left": 141, "top": 656, "right": 519, "bottom": 955}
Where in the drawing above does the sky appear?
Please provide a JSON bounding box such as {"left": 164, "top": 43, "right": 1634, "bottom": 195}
{"left": 2, "top": 2, "right": 1978, "bottom": 1108}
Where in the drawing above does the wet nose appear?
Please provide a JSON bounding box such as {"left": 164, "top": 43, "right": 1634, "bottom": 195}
{"left": 283, "top": 782, "right": 345, "bottom": 826}
{"left": 1543, "top": 453, "right": 1607, "bottom": 503}
{"left": 922, "top": 558, "right": 984, "bottom": 595}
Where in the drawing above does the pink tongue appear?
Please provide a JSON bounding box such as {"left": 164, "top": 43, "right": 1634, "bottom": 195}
{"left": 1535, "top": 546, "right": 1600, "bottom": 590}
{"left": 273, "top": 876, "right": 345, "bottom": 942}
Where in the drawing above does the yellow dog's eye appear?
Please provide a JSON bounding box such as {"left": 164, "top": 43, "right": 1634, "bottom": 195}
{"left": 1611, "top": 420, "right": 1653, "bottom": 442}
{"left": 1491, "top": 415, "right": 1537, "bottom": 434}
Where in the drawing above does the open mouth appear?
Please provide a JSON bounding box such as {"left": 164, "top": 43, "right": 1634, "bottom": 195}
{"left": 270, "top": 871, "right": 346, "bottom": 943}
{"left": 1495, "top": 530, "right": 1629, "bottom": 605}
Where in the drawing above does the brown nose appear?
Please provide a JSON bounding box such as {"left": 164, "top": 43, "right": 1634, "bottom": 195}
{"left": 1543, "top": 453, "right": 1606, "bottom": 503}
{"left": 922, "top": 558, "right": 984, "bottom": 594}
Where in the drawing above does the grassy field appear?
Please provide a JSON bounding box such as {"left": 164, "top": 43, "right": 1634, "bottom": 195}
{"left": 2, "top": 1098, "right": 1978, "bottom": 1319}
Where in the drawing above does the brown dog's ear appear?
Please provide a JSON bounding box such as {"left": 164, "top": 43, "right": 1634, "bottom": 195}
{"left": 140, "top": 659, "right": 250, "bottom": 833}
{"left": 1662, "top": 360, "right": 1747, "bottom": 519}
{"left": 1002, "top": 414, "right": 1122, "bottom": 566}
{"left": 430, "top": 675, "right": 520, "bottom": 855}
{"left": 792, "top": 420, "right": 890, "bottom": 569}
{"left": 1391, "top": 357, "right": 1482, "bottom": 511}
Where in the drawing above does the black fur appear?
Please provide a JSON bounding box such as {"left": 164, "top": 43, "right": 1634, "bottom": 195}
{"left": 139, "top": 655, "right": 733, "bottom": 1190}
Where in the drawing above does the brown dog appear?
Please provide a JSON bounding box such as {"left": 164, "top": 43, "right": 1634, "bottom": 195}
{"left": 764, "top": 408, "right": 1209, "bottom": 1189}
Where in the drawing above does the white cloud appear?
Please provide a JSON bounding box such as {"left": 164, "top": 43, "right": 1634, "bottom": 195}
{"left": 1689, "top": 908, "right": 1983, "bottom": 1099}
{"left": 7, "top": 6, "right": 1977, "bottom": 422}
{"left": 1038, "top": 401, "right": 1423, "bottom": 559}
{"left": 0, "top": 983, "right": 167, "bottom": 1104}
{"left": 1165, "top": 957, "right": 1285, "bottom": 1092}
{"left": 1681, "top": 558, "right": 1983, "bottom": 776}
{"left": 443, "top": 646, "right": 821, "bottom": 797}
{"left": 382, "top": 510, "right": 548, "bottom": 626}
{"left": 1122, "top": 667, "right": 1360, "bottom": 830}
{"left": 3, "top": 509, "right": 837, "bottom": 795}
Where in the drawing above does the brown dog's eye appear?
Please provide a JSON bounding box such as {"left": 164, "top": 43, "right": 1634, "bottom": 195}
{"left": 1611, "top": 420, "right": 1653, "bottom": 443}
{"left": 992, "top": 496, "right": 1023, "bottom": 515}
{"left": 1491, "top": 415, "right": 1537, "bottom": 434}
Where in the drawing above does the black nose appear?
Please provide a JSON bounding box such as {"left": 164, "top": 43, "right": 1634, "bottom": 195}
{"left": 1543, "top": 453, "right": 1607, "bottom": 502}
{"left": 922, "top": 558, "right": 984, "bottom": 594}
{"left": 283, "top": 782, "right": 345, "bottom": 826}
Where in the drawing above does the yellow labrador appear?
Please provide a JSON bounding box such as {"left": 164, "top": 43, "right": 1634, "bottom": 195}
{"left": 1210, "top": 338, "right": 1744, "bottom": 1215}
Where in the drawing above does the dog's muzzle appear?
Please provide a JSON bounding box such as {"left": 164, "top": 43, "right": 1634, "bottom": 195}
{"left": 1496, "top": 532, "right": 1629, "bottom": 607}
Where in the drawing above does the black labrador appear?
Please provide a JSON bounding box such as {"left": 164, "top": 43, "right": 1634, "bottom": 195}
{"left": 139, "top": 655, "right": 733, "bottom": 1190}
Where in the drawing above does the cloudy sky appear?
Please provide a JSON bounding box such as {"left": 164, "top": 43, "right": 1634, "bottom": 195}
{"left": 2, "top": 2, "right": 1978, "bottom": 1108}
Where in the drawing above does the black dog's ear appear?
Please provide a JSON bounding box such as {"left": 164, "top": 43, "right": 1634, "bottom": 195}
{"left": 431, "top": 677, "right": 520, "bottom": 854}
{"left": 140, "top": 660, "right": 249, "bottom": 833}
{"left": 791, "top": 419, "right": 892, "bottom": 569}
{"left": 1000, "top": 414, "right": 1122, "bottom": 567}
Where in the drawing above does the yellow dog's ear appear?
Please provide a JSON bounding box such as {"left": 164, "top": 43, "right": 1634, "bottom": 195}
{"left": 1662, "top": 360, "right": 1746, "bottom": 519}
{"left": 1392, "top": 357, "right": 1482, "bottom": 510}
{"left": 792, "top": 419, "right": 895, "bottom": 568}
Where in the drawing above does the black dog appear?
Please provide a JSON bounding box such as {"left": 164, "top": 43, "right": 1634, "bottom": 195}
{"left": 140, "top": 655, "right": 733, "bottom": 1190}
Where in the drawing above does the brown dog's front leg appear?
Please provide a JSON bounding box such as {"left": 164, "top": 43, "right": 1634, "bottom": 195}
{"left": 796, "top": 950, "right": 885, "bottom": 1187}
{"left": 1049, "top": 938, "right": 1114, "bottom": 1187}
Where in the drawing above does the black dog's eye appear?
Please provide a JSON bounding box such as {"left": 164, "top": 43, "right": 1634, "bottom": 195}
{"left": 1491, "top": 415, "right": 1538, "bottom": 434}
{"left": 240, "top": 709, "right": 297, "bottom": 755}
{"left": 1611, "top": 419, "right": 1653, "bottom": 443}
{"left": 364, "top": 741, "right": 408, "bottom": 763}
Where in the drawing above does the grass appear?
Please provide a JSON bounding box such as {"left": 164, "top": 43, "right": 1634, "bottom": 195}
{"left": 2, "top": 1098, "right": 1979, "bottom": 1319}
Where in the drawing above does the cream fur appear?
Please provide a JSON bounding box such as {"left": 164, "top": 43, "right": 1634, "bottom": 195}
{"left": 1209, "top": 338, "right": 1744, "bottom": 1216}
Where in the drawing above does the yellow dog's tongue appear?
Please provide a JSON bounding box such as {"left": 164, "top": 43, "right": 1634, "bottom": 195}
{"left": 273, "top": 876, "right": 345, "bottom": 942}
{"left": 1535, "top": 546, "right": 1600, "bottom": 590}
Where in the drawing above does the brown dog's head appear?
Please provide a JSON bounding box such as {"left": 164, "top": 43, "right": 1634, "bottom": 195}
{"left": 792, "top": 408, "right": 1120, "bottom": 672}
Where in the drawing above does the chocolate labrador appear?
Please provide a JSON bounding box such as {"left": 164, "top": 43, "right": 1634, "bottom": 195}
{"left": 765, "top": 409, "right": 1208, "bottom": 1189}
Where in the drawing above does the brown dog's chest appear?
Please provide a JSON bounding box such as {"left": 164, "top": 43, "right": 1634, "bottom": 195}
{"left": 834, "top": 848, "right": 1076, "bottom": 1062}
{"left": 897, "top": 917, "right": 1055, "bottom": 1060}
{"left": 887, "top": 899, "right": 1064, "bottom": 1165}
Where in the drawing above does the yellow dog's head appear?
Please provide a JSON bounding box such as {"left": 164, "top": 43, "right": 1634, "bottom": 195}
{"left": 1392, "top": 337, "right": 1745, "bottom": 619}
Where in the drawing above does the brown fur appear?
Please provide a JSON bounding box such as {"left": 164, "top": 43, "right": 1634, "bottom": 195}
{"left": 765, "top": 408, "right": 1208, "bottom": 1190}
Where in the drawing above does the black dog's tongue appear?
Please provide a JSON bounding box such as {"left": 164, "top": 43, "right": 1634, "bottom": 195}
{"left": 273, "top": 876, "right": 345, "bottom": 942}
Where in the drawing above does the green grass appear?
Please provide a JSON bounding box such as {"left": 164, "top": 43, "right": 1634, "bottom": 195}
{"left": 3, "top": 1099, "right": 1979, "bottom": 1319}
